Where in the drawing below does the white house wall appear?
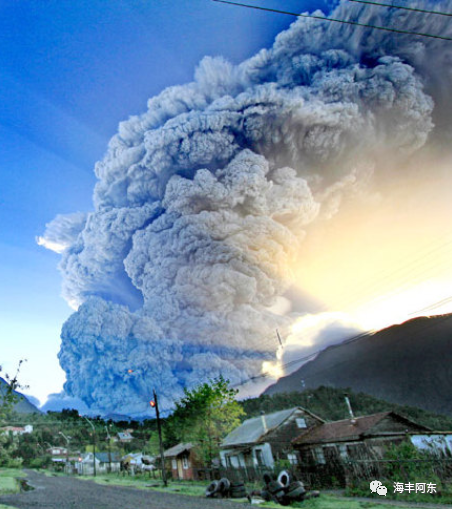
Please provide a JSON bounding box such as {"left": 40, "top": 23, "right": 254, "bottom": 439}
{"left": 252, "top": 443, "right": 274, "bottom": 468}
{"left": 220, "top": 442, "right": 274, "bottom": 469}
{"left": 411, "top": 434, "right": 452, "bottom": 454}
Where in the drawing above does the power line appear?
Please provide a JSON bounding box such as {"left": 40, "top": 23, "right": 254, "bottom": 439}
{"left": 295, "top": 312, "right": 452, "bottom": 385}
{"left": 211, "top": 0, "right": 452, "bottom": 41}
{"left": 348, "top": 0, "right": 452, "bottom": 17}
{"left": 233, "top": 295, "right": 452, "bottom": 389}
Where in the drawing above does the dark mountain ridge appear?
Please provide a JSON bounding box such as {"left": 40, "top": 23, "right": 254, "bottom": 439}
{"left": 265, "top": 314, "right": 452, "bottom": 416}
{"left": 0, "top": 377, "right": 41, "bottom": 415}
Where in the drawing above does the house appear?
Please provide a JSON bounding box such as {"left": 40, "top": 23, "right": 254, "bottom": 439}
{"left": 77, "top": 452, "right": 121, "bottom": 475}
{"left": 410, "top": 432, "right": 452, "bottom": 455}
{"left": 0, "top": 425, "right": 33, "bottom": 436}
{"left": 163, "top": 443, "right": 201, "bottom": 480}
{"left": 46, "top": 446, "right": 68, "bottom": 457}
{"left": 220, "top": 407, "right": 324, "bottom": 470}
{"left": 122, "top": 453, "right": 156, "bottom": 473}
{"left": 115, "top": 431, "right": 134, "bottom": 443}
{"left": 292, "top": 411, "right": 431, "bottom": 464}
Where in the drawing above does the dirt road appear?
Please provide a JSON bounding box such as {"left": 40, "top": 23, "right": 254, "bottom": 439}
{"left": 0, "top": 470, "right": 240, "bottom": 509}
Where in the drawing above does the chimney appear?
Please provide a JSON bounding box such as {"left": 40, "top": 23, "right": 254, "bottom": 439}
{"left": 261, "top": 411, "right": 268, "bottom": 434}
{"left": 344, "top": 394, "right": 355, "bottom": 422}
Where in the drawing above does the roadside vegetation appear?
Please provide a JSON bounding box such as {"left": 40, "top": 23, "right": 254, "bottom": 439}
{"left": 346, "top": 441, "right": 452, "bottom": 505}
{"left": 0, "top": 468, "right": 24, "bottom": 495}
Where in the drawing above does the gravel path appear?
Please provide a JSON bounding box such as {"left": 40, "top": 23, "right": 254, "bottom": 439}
{"left": 0, "top": 470, "right": 242, "bottom": 509}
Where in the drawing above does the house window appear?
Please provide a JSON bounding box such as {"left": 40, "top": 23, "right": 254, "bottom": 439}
{"left": 287, "top": 453, "right": 298, "bottom": 465}
{"left": 296, "top": 418, "right": 307, "bottom": 429}
{"left": 171, "top": 459, "right": 177, "bottom": 470}
{"left": 314, "top": 448, "right": 326, "bottom": 464}
{"left": 338, "top": 445, "right": 348, "bottom": 460}
{"left": 182, "top": 455, "right": 189, "bottom": 469}
{"left": 255, "top": 449, "right": 265, "bottom": 466}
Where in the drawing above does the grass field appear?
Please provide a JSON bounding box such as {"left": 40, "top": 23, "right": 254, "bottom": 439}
{"left": 0, "top": 468, "right": 24, "bottom": 495}
{"left": 0, "top": 469, "right": 26, "bottom": 509}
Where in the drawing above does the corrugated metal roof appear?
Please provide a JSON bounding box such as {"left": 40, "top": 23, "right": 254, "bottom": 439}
{"left": 222, "top": 407, "right": 299, "bottom": 447}
{"left": 293, "top": 411, "right": 429, "bottom": 445}
{"left": 163, "top": 442, "right": 193, "bottom": 458}
{"left": 82, "top": 452, "right": 121, "bottom": 463}
{"left": 95, "top": 452, "right": 121, "bottom": 463}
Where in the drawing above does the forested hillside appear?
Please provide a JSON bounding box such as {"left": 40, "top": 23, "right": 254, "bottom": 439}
{"left": 241, "top": 386, "right": 452, "bottom": 431}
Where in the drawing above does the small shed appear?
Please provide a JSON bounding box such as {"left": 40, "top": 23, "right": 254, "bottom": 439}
{"left": 77, "top": 452, "right": 121, "bottom": 475}
{"left": 163, "top": 443, "right": 200, "bottom": 480}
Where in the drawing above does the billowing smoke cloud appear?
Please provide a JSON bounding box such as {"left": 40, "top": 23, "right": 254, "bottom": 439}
{"left": 40, "top": 1, "right": 452, "bottom": 415}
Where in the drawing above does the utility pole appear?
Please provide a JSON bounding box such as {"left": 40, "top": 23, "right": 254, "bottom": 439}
{"left": 59, "top": 431, "right": 71, "bottom": 473}
{"left": 105, "top": 426, "right": 112, "bottom": 474}
{"left": 151, "top": 390, "right": 167, "bottom": 487}
{"left": 81, "top": 416, "right": 96, "bottom": 477}
{"left": 276, "top": 329, "right": 283, "bottom": 347}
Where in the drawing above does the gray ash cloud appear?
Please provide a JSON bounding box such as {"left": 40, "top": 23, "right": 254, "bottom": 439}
{"left": 39, "top": 1, "right": 451, "bottom": 415}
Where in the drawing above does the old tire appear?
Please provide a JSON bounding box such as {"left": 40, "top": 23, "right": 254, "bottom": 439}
{"left": 260, "top": 488, "right": 271, "bottom": 501}
{"left": 277, "top": 470, "right": 291, "bottom": 487}
{"left": 218, "top": 477, "right": 231, "bottom": 495}
{"left": 230, "top": 482, "right": 247, "bottom": 498}
{"left": 286, "top": 481, "right": 306, "bottom": 501}
{"left": 205, "top": 481, "right": 219, "bottom": 498}
{"left": 262, "top": 472, "right": 274, "bottom": 485}
{"left": 267, "top": 480, "right": 285, "bottom": 498}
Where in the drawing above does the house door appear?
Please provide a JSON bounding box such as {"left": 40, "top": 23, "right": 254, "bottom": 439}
{"left": 323, "top": 446, "right": 346, "bottom": 487}
{"left": 177, "top": 459, "right": 183, "bottom": 479}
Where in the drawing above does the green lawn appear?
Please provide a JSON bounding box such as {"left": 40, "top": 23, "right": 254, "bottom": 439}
{"left": 78, "top": 474, "right": 207, "bottom": 495}
{"left": 0, "top": 468, "right": 24, "bottom": 495}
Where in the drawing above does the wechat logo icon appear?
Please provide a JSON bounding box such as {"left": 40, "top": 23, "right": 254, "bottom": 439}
{"left": 370, "top": 480, "right": 387, "bottom": 496}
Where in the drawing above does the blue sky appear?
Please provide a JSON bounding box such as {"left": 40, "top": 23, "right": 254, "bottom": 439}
{"left": 0, "top": 0, "right": 330, "bottom": 404}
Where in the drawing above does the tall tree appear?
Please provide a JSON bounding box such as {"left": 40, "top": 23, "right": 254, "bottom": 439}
{"left": 0, "top": 359, "right": 28, "bottom": 423}
{"left": 0, "top": 360, "right": 27, "bottom": 467}
{"left": 166, "top": 376, "right": 244, "bottom": 466}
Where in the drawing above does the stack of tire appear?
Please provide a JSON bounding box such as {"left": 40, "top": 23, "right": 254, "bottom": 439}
{"left": 205, "top": 477, "right": 247, "bottom": 499}
{"left": 229, "top": 481, "right": 247, "bottom": 498}
{"left": 261, "top": 471, "right": 306, "bottom": 506}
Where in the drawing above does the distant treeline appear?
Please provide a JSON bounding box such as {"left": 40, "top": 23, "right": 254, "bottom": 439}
{"left": 239, "top": 386, "right": 452, "bottom": 431}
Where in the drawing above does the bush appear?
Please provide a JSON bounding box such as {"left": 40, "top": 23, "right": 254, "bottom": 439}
{"left": 346, "top": 441, "right": 452, "bottom": 504}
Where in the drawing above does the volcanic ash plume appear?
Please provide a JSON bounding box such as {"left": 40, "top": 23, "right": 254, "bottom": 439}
{"left": 40, "top": 1, "right": 452, "bottom": 415}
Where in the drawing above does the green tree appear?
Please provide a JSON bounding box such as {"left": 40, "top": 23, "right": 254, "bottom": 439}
{"left": 166, "top": 376, "right": 244, "bottom": 467}
{"left": 144, "top": 430, "right": 165, "bottom": 457}
{"left": 0, "top": 360, "right": 27, "bottom": 424}
{"left": 0, "top": 360, "right": 28, "bottom": 467}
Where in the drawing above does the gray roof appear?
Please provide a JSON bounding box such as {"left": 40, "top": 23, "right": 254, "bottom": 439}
{"left": 222, "top": 407, "right": 301, "bottom": 447}
{"left": 163, "top": 442, "right": 193, "bottom": 458}
{"left": 95, "top": 452, "right": 121, "bottom": 463}
{"left": 117, "top": 432, "right": 133, "bottom": 440}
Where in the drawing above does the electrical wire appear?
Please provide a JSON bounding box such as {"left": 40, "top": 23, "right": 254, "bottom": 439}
{"left": 348, "top": 0, "right": 452, "bottom": 17}
{"left": 211, "top": 0, "right": 452, "bottom": 41}
{"left": 233, "top": 296, "right": 452, "bottom": 389}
